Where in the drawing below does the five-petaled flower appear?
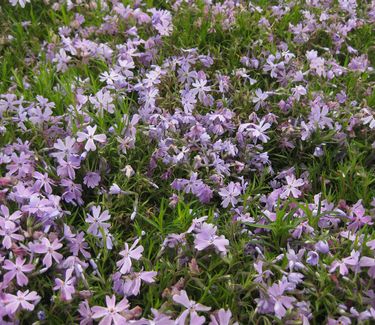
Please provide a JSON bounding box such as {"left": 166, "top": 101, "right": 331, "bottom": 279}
{"left": 77, "top": 125, "right": 107, "bottom": 152}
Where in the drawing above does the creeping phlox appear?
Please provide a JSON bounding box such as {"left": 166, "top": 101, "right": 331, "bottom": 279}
{"left": 1, "top": 0, "right": 375, "bottom": 324}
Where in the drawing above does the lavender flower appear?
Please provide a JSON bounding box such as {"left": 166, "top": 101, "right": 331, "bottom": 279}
{"left": 117, "top": 238, "right": 144, "bottom": 274}
{"left": 53, "top": 268, "right": 76, "bottom": 301}
{"left": 77, "top": 125, "right": 107, "bottom": 152}
{"left": 30, "top": 237, "right": 63, "bottom": 269}
{"left": 173, "top": 290, "right": 211, "bottom": 325}
{"left": 3, "top": 257, "right": 34, "bottom": 286}
{"left": 92, "top": 295, "right": 129, "bottom": 325}
{"left": 218, "top": 182, "right": 242, "bottom": 208}
{"left": 194, "top": 223, "right": 229, "bottom": 255}
{"left": 4, "top": 290, "right": 40, "bottom": 314}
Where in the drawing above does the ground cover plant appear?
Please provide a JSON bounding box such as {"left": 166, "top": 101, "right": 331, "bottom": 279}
{"left": 0, "top": 0, "right": 374, "bottom": 323}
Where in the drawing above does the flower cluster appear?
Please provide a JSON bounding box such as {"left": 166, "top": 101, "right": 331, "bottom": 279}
{"left": 1, "top": 0, "right": 375, "bottom": 324}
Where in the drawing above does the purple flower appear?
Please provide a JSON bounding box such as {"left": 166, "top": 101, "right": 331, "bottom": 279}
{"left": 309, "top": 104, "right": 333, "bottom": 130}
{"left": 250, "top": 119, "right": 271, "bottom": 143}
{"left": 77, "top": 125, "right": 107, "bottom": 152}
{"left": 4, "top": 290, "right": 40, "bottom": 314}
{"left": 218, "top": 182, "right": 242, "bottom": 208}
{"left": 327, "top": 316, "right": 351, "bottom": 325}
{"left": 254, "top": 260, "right": 273, "bottom": 283}
{"left": 3, "top": 257, "right": 34, "bottom": 286}
{"left": 30, "top": 237, "right": 63, "bottom": 269}
{"left": 9, "top": 0, "right": 31, "bottom": 8}
{"left": 330, "top": 250, "right": 361, "bottom": 276}
{"left": 92, "top": 295, "right": 129, "bottom": 325}
{"left": 348, "top": 201, "right": 372, "bottom": 232}
{"left": 267, "top": 281, "right": 296, "bottom": 319}
{"left": 173, "top": 290, "right": 211, "bottom": 325}
{"left": 286, "top": 247, "right": 306, "bottom": 271}
{"left": 194, "top": 223, "right": 229, "bottom": 255}
{"left": 6, "top": 152, "right": 33, "bottom": 178}
{"left": 53, "top": 268, "right": 76, "bottom": 301}
{"left": 148, "top": 308, "right": 175, "bottom": 325}
{"left": 33, "top": 171, "right": 55, "bottom": 194}
{"left": 306, "top": 50, "right": 326, "bottom": 77}
{"left": 367, "top": 240, "right": 375, "bottom": 251}
{"left": 120, "top": 270, "right": 157, "bottom": 296}
{"left": 252, "top": 88, "right": 269, "bottom": 110}
{"left": 78, "top": 300, "right": 93, "bottom": 325}
{"left": 85, "top": 206, "right": 111, "bottom": 236}
{"left": 291, "top": 85, "right": 307, "bottom": 101}
{"left": 53, "top": 49, "right": 71, "bottom": 72}
{"left": 57, "top": 157, "right": 81, "bottom": 180}
{"left": 0, "top": 205, "right": 22, "bottom": 228}
{"left": 209, "top": 309, "right": 236, "bottom": 325}
{"left": 315, "top": 240, "right": 330, "bottom": 254}
{"left": 83, "top": 172, "right": 101, "bottom": 188}
{"left": 348, "top": 55, "right": 369, "bottom": 72}
{"left": 280, "top": 175, "right": 304, "bottom": 199}
{"left": 306, "top": 251, "right": 319, "bottom": 266}
{"left": 359, "top": 256, "right": 375, "bottom": 278}
{"left": 191, "top": 75, "right": 211, "bottom": 103}
{"left": 183, "top": 173, "right": 202, "bottom": 194}
{"left": 0, "top": 220, "right": 24, "bottom": 249}
{"left": 52, "top": 137, "right": 78, "bottom": 161}
{"left": 109, "top": 183, "right": 122, "bottom": 195}
{"left": 291, "top": 221, "right": 314, "bottom": 239}
{"left": 117, "top": 238, "right": 144, "bottom": 274}
{"left": 66, "top": 230, "right": 91, "bottom": 259}
{"left": 117, "top": 58, "right": 135, "bottom": 78}
{"left": 148, "top": 9, "right": 173, "bottom": 36}
{"left": 89, "top": 89, "right": 115, "bottom": 114}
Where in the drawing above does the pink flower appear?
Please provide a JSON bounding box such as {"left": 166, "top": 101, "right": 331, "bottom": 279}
{"left": 92, "top": 295, "right": 129, "bottom": 325}
{"left": 4, "top": 290, "right": 40, "bottom": 314}
{"left": 173, "top": 290, "right": 210, "bottom": 325}
{"left": 30, "top": 237, "right": 63, "bottom": 269}
{"left": 117, "top": 238, "right": 144, "bottom": 274}
{"left": 3, "top": 257, "right": 34, "bottom": 286}
{"left": 77, "top": 125, "right": 107, "bottom": 152}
